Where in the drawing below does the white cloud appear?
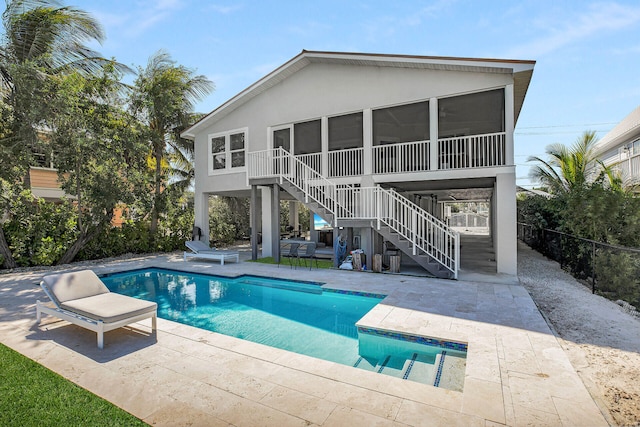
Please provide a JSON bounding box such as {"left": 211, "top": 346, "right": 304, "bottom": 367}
{"left": 209, "top": 4, "right": 244, "bottom": 14}
{"left": 505, "top": 2, "right": 640, "bottom": 58}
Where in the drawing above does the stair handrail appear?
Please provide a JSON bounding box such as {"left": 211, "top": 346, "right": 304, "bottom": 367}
{"left": 248, "top": 148, "right": 459, "bottom": 277}
{"left": 375, "top": 187, "right": 459, "bottom": 278}
{"left": 264, "top": 147, "right": 342, "bottom": 226}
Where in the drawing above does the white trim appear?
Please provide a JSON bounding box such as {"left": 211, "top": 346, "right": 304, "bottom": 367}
{"left": 207, "top": 127, "right": 248, "bottom": 175}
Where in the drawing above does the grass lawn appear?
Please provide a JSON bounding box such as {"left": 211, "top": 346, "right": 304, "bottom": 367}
{"left": 0, "top": 343, "right": 147, "bottom": 426}
{"left": 248, "top": 256, "right": 335, "bottom": 269}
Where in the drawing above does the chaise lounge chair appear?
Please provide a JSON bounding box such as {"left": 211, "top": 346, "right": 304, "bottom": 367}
{"left": 36, "top": 270, "right": 157, "bottom": 349}
{"left": 183, "top": 240, "right": 240, "bottom": 265}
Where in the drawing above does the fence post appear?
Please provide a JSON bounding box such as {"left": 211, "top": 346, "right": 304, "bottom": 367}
{"left": 592, "top": 241, "right": 596, "bottom": 294}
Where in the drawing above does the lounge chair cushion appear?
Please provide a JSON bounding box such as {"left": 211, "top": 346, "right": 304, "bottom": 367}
{"left": 185, "top": 240, "right": 215, "bottom": 253}
{"left": 42, "top": 270, "right": 110, "bottom": 305}
{"left": 60, "top": 293, "right": 157, "bottom": 324}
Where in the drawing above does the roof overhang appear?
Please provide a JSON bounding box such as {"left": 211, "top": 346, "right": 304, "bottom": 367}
{"left": 593, "top": 105, "right": 640, "bottom": 156}
{"left": 182, "top": 50, "right": 536, "bottom": 139}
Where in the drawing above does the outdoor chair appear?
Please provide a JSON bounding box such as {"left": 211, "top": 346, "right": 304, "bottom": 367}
{"left": 298, "top": 242, "right": 318, "bottom": 270}
{"left": 184, "top": 240, "right": 240, "bottom": 265}
{"left": 280, "top": 242, "right": 300, "bottom": 268}
{"left": 36, "top": 269, "right": 157, "bottom": 349}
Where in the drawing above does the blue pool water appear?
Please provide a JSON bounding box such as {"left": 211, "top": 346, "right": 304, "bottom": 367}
{"left": 101, "top": 268, "right": 382, "bottom": 365}
{"left": 102, "top": 268, "right": 467, "bottom": 389}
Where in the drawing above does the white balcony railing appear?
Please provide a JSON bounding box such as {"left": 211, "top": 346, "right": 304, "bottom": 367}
{"left": 328, "top": 147, "right": 363, "bottom": 177}
{"left": 296, "top": 152, "right": 322, "bottom": 175}
{"left": 372, "top": 140, "right": 430, "bottom": 174}
{"left": 438, "top": 132, "right": 506, "bottom": 169}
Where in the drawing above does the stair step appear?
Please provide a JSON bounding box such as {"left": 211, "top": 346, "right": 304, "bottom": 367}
{"left": 376, "top": 355, "right": 409, "bottom": 378}
{"left": 434, "top": 352, "right": 466, "bottom": 392}
{"left": 403, "top": 353, "right": 438, "bottom": 384}
{"left": 352, "top": 356, "right": 378, "bottom": 372}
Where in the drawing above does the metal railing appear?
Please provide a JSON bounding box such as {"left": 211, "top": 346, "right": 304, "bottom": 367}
{"left": 335, "top": 186, "right": 459, "bottom": 277}
{"left": 328, "top": 147, "right": 363, "bottom": 177}
{"left": 438, "top": 132, "right": 506, "bottom": 169}
{"left": 518, "top": 222, "right": 640, "bottom": 307}
{"left": 248, "top": 148, "right": 460, "bottom": 277}
{"left": 296, "top": 152, "right": 322, "bottom": 175}
{"left": 372, "top": 140, "right": 430, "bottom": 174}
{"left": 248, "top": 148, "right": 337, "bottom": 225}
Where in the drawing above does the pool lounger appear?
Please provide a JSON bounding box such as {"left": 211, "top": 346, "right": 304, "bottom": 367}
{"left": 183, "top": 240, "right": 240, "bottom": 265}
{"left": 36, "top": 270, "right": 157, "bottom": 349}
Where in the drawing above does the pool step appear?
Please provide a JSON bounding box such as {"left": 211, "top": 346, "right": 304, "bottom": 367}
{"left": 353, "top": 352, "right": 440, "bottom": 386}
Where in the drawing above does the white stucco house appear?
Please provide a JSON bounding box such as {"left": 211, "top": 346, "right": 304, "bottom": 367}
{"left": 593, "top": 105, "right": 640, "bottom": 188}
{"left": 181, "top": 50, "right": 535, "bottom": 278}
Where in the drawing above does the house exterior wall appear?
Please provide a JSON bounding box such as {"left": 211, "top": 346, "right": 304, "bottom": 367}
{"left": 193, "top": 62, "right": 514, "bottom": 195}
{"left": 593, "top": 105, "right": 640, "bottom": 187}
{"left": 189, "top": 54, "right": 532, "bottom": 277}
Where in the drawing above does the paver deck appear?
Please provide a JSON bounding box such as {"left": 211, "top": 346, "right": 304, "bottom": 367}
{"left": 0, "top": 252, "right": 607, "bottom": 426}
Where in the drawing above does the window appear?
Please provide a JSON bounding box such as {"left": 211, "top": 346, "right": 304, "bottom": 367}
{"left": 208, "top": 128, "right": 247, "bottom": 173}
{"left": 230, "top": 132, "right": 245, "bottom": 167}
{"left": 373, "top": 101, "right": 429, "bottom": 145}
{"left": 211, "top": 136, "right": 226, "bottom": 170}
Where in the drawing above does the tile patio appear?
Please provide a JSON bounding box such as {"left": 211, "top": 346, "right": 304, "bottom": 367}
{"left": 0, "top": 250, "right": 607, "bottom": 426}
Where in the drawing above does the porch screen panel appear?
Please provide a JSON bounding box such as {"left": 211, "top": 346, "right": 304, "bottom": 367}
{"left": 294, "top": 120, "right": 321, "bottom": 155}
{"left": 438, "top": 89, "right": 505, "bottom": 169}
{"left": 438, "top": 89, "right": 504, "bottom": 138}
{"left": 372, "top": 101, "right": 429, "bottom": 173}
{"left": 273, "top": 128, "right": 291, "bottom": 152}
{"left": 328, "top": 112, "right": 363, "bottom": 176}
{"left": 372, "top": 101, "right": 429, "bottom": 145}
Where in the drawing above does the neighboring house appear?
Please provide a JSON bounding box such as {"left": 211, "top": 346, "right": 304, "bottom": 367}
{"left": 182, "top": 50, "right": 535, "bottom": 278}
{"left": 28, "top": 147, "right": 125, "bottom": 226}
{"left": 29, "top": 146, "right": 68, "bottom": 201}
{"left": 593, "top": 105, "right": 640, "bottom": 188}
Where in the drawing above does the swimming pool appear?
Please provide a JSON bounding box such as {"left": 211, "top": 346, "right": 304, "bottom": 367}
{"left": 102, "top": 268, "right": 466, "bottom": 390}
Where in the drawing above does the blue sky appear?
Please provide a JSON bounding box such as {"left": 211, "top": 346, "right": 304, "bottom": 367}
{"left": 73, "top": 0, "right": 640, "bottom": 188}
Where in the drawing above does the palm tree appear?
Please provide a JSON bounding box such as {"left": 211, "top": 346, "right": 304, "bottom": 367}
{"left": 0, "top": 0, "right": 115, "bottom": 268}
{"left": 0, "top": 0, "right": 126, "bottom": 89}
{"left": 130, "top": 50, "right": 213, "bottom": 242}
{"left": 528, "top": 130, "right": 621, "bottom": 195}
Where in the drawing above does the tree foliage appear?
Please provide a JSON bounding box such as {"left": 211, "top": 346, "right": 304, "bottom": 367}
{"left": 129, "top": 50, "right": 213, "bottom": 243}
{"left": 0, "top": 1, "right": 212, "bottom": 269}
{"left": 522, "top": 133, "right": 640, "bottom": 306}
{"left": 527, "top": 130, "right": 620, "bottom": 195}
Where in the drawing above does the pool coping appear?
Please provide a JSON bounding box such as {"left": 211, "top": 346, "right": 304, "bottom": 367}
{"left": 0, "top": 253, "right": 608, "bottom": 426}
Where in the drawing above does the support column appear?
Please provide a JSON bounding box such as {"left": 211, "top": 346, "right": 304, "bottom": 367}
{"left": 288, "top": 201, "right": 298, "bottom": 234}
{"left": 250, "top": 185, "right": 258, "bottom": 260}
{"left": 360, "top": 227, "right": 374, "bottom": 270}
{"left": 429, "top": 97, "right": 439, "bottom": 170}
{"left": 261, "top": 187, "right": 273, "bottom": 257}
{"left": 271, "top": 185, "right": 281, "bottom": 262}
{"left": 194, "top": 192, "right": 209, "bottom": 243}
{"left": 505, "top": 84, "right": 515, "bottom": 165}
{"left": 363, "top": 108, "right": 372, "bottom": 175}
{"left": 321, "top": 117, "right": 329, "bottom": 177}
{"left": 494, "top": 171, "right": 517, "bottom": 275}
